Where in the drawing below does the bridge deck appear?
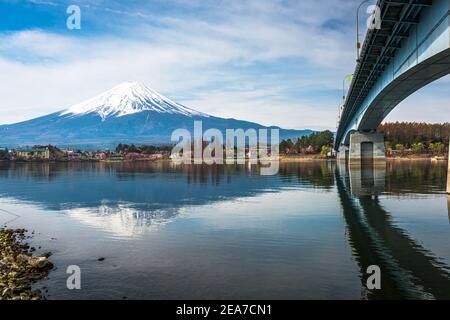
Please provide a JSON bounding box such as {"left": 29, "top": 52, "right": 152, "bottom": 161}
{"left": 336, "top": 0, "right": 435, "bottom": 147}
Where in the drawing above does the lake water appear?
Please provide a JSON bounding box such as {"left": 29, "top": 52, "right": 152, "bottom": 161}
{"left": 0, "top": 160, "right": 449, "bottom": 300}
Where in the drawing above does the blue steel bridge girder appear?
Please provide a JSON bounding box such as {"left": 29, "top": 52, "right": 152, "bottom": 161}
{"left": 336, "top": 0, "right": 450, "bottom": 148}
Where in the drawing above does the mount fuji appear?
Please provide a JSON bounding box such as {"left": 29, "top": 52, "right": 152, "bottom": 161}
{"left": 0, "top": 82, "right": 312, "bottom": 148}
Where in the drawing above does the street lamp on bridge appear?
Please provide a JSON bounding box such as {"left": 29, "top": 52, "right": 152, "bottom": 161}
{"left": 342, "top": 73, "right": 353, "bottom": 103}
{"left": 356, "top": 0, "right": 373, "bottom": 63}
{"left": 337, "top": 74, "right": 353, "bottom": 130}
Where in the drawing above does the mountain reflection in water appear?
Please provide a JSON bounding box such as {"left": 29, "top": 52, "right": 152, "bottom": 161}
{"left": 0, "top": 160, "right": 449, "bottom": 300}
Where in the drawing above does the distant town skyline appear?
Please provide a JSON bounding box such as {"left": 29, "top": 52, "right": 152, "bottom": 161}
{"left": 0, "top": 0, "right": 449, "bottom": 130}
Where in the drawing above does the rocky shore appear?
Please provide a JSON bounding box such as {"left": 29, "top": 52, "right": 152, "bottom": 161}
{"left": 0, "top": 228, "right": 53, "bottom": 300}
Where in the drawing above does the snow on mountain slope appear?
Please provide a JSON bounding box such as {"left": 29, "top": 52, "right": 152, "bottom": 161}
{"left": 61, "top": 82, "right": 208, "bottom": 120}
{"left": 0, "top": 81, "right": 313, "bottom": 148}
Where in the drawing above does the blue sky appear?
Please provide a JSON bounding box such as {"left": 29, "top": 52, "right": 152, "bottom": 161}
{"left": 0, "top": 0, "right": 449, "bottom": 130}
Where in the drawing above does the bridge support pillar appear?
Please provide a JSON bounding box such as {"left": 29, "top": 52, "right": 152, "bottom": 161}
{"left": 337, "top": 145, "right": 349, "bottom": 163}
{"left": 447, "top": 138, "right": 450, "bottom": 194}
{"left": 348, "top": 132, "right": 385, "bottom": 165}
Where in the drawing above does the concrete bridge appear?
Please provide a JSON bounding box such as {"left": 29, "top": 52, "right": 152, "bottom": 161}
{"left": 335, "top": 0, "right": 450, "bottom": 168}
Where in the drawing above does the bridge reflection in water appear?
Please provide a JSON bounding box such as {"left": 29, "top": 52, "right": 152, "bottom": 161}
{"left": 448, "top": 195, "right": 450, "bottom": 222}
{"left": 0, "top": 161, "right": 449, "bottom": 299}
{"left": 337, "top": 162, "right": 450, "bottom": 300}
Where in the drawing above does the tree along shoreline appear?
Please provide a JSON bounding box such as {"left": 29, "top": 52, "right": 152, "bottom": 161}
{"left": 279, "top": 123, "right": 449, "bottom": 158}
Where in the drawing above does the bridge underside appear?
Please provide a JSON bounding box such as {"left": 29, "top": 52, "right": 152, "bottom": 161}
{"left": 336, "top": 0, "right": 450, "bottom": 165}
{"left": 338, "top": 48, "right": 450, "bottom": 165}
{"left": 358, "top": 48, "right": 450, "bottom": 132}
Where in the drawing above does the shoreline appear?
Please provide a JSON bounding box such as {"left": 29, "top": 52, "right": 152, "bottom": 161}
{"left": 279, "top": 155, "right": 448, "bottom": 162}
{"left": 0, "top": 155, "right": 448, "bottom": 164}
{"left": 0, "top": 228, "right": 53, "bottom": 300}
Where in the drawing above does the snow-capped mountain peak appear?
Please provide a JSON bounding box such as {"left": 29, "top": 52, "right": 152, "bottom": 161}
{"left": 1, "top": 81, "right": 311, "bottom": 147}
{"left": 61, "top": 82, "right": 207, "bottom": 119}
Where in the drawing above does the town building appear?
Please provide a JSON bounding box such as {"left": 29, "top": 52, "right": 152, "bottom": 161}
{"left": 16, "top": 147, "right": 50, "bottom": 160}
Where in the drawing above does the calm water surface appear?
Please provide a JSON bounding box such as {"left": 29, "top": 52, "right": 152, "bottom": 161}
{"left": 0, "top": 160, "right": 449, "bottom": 300}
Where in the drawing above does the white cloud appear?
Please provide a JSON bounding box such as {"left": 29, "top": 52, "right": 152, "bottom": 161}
{"left": 28, "top": 0, "right": 59, "bottom": 6}
{"left": 0, "top": 1, "right": 355, "bottom": 128}
{"left": 385, "top": 77, "right": 450, "bottom": 123}
{"left": 1, "top": 0, "right": 448, "bottom": 129}
{"left": 185, "top": 89, "right": 334, "bottom": 130}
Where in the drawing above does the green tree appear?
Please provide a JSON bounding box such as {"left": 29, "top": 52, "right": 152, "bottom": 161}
{"left": 116, "top": 143, "right": 128, "bottom": 153}
{"left": 411, "top": 142, "right": 424, "bottom": 154}
{"left": 0, "top": 148, "right": 9, "bottom": 160}
{"left": 141, "top": 145, "right": 157, "bottom": 154}
{"left": 280, "top": 139, "right": 295, "bottom": 154}
{"left": 379, "top": 122, "right": 450, "bottom": 149}
{"left": 320, "top": 145, "right": 332, "bottom": 158}
{"left": 384, "top": 141, "right": 392, "bottom": 150}
{"left": 395, "top": 144, "right": 405, "bottom": 156}
{"left": 429, "top": 142, "right": 445, "bottom": 155}
{"left": 297, "top": 131, "right": 334, "bottom": 153}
